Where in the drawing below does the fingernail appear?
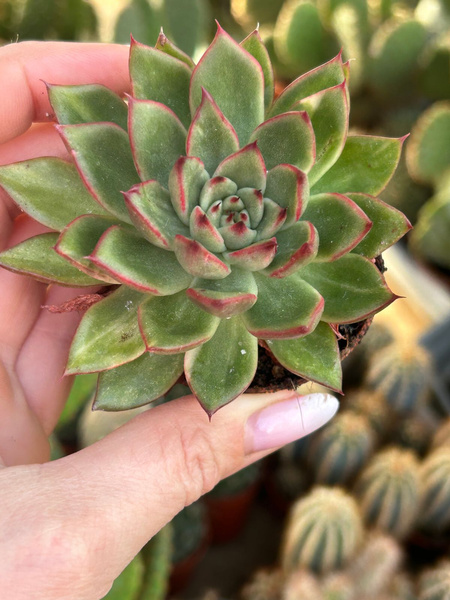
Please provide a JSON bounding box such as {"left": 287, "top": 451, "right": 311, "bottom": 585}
{"left": 244, "top": 392, "right": 339, "bottom": 454}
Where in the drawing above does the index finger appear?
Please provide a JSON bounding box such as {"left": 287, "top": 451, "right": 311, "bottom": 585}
{"left": 0, "top": 41, "right": 130, "bottom": 144}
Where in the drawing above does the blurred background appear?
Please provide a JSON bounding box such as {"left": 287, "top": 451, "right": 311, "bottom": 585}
{"left": 1, "top": 0, "right": 449, "bottom": 598}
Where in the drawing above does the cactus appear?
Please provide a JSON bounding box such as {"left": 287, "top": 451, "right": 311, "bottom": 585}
{"left": 418, "top": 560, "right": 450, "bottom": 600}
{"left": 431, "top": 418, "right": 450, "bottom": 450}
{"left": 171, "top": 500, "right": 208, "bottom": 565}
{"left": 365, "top": 342, "right": 432, "bottom": 414}
{"left": 283, "top": 570, "right": 323, "bottom": 600}
{"left": 354, "top": 447, "right": 421, "bottom": 539}
{"left": 419, "top": 447, "right": 450, "bottom": 534}
{"left": 240, "top": 568, "right": 285, "bottom": 600}
{"left": 139, "top": 525, "right": 173, "bottom": 600}
{"left": 102, "top": 554, "right": 145, "bottom": 600}
{"left": 306, "top": 411, "right": 376, "bottom": 484}
{"left": 343, "top": 388, "right": 390, "bottom": 437}
{"left": 281, "top": 487, "right": 363, "bottom": 574}
{"left": 397, "top": 413, "right": 434, "bottom": 455}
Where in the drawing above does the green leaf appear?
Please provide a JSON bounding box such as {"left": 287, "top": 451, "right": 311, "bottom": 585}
{"left": 130, "top": 39, "right": 192, "bottom": 128}
{"left": 0, "top": 232, "right": 101, "bottom": 286}
{"left": 163, "top": 0, "right": 210, "bottom": 57}
{"left": 242, "top": 272, "right": 324, "bottom": 338}
{"left": 185, "top": 317, "right": 258, "bottom": 415}
{"left": 57, "top": 373, "right": 97, "bottom": 430}
{"left": 301, "top": 254, "right": 396, "bottom": 323}
{"left": 169, "top": 157, "right": 210, "bottom": 225}
{"left": 263, "top": 221, "right": 318, "bottom": 277}
{"left": 302, "top": 193, "right": 371, "bottom": 261}
{"left": 48, "top": 84, "right": 128, "bottom": 129}
{"left": 249, "top": 112, "right": 315, "bottom": 173}
{"left": 267, "top": 322, "right": 342, "bottom": 392}
{"left": 348, "top": 193, "right": 411, "bottom": 258}
{"left": 187, "top": 268, "right": 258, "bottom": 318}
{"left": 139, "top": 291, "right": 220, "bottom": 353}
{"left": 0, "top": 158, "right": 108, "bottom": 231}
{"left": 90, "top": 226, "right": 192, "bottom": 294}
{"left": 58, "top": 123, "right": 138, "bottom": 223}
{"left": 311, "top": 135, "right": 404, "bottom": 196}
{"left": 265, "top": 164, "right": 309, "bottom": 228}
{"left": 114, "top": 0, "right": 161, "bottom": 46}
{"left": 155, "top": 30, "right": 195, "bottom": 68}
{"left": 94, "top": 352, "right": 184, "bottom": 411}
{"left": 173, "top": 235, "right": 230, "bottom": 279}
{"left": 268, "top": 52, "right": 345, "bottom": 117}
{"left": 123, "top": 180, "right": 189, "bottom": 249}
{"left": 187, "top": 88, "right": 239, "bottom": 175}
{"left": 190, "top": 24, "right": 264, "bottom": 146}
{"left": 190, "top": 206, "right": 226, "bottom": 253}
{"left": 67, "top": 286, "right": 146, "bottom": 374}
{"left": 128, "top": 98, "right": 187, "bottom": 188}
{"left": 224, "top": 238, "right": 277, "bottom": 271}
{"left": 240, "top": 29, "right": 274, "bottom": 112}
{"left": 55, "top": 215, "right": 120, "bottom": 282}
{"left": 214, "top": 142, "right": 267, "bottom": 191}
{"left": 294, "top": 82, "right": 349, "bottom": 186}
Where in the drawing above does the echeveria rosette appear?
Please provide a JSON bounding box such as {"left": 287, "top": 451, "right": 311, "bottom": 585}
{"left": 0, "top": 25, "right": 411, "bottom": 416}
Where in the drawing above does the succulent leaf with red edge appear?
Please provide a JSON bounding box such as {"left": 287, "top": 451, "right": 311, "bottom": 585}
{"left": 0, "top": 25, "right": 411, "bottom": 415}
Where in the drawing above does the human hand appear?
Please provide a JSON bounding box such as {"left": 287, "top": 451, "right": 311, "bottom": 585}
{"left": 0, "top": 42, "right": 339, "bottom": 600}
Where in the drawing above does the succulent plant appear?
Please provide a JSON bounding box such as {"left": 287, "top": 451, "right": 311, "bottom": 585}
{"left": 343, "top": 388, "right": 390, "bottom": 437}
{"left": 139, "top": 525, "right": 173, "bottom": 600}
{"left": 396, "top": 413, "right": 434, "bottom": 455}
{"left": 418, "top": 560, "right": 450, "bottom": 600}
{"left": 419, "top": 447, "right": 450, "bottom": 534}
{"left": 306, "top": 411, "right": 376, "bottom": 484}
{"left": 354, "top": 447, "right": 421, "bottom": 539}
{"left": 281, "top": 486, "right": 363, "bottom": 574}
{"left": 0, "top": 26, "right": 410, "bottom": 415}
{"left": 365, "top": 343, "right": 432, "bottom": 414}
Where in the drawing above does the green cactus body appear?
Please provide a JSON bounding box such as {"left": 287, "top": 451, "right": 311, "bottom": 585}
{"left": 419, "top": 447, "right": 450, "bottom": 534}
{"left": 281, "top": 486, "right": 363, "bottom": 574}
{"left": 419, "top": 560, "right": 450, "bottom": 600}
{"left": 139, "top": 525, "right": 173, "bottom": 600}
{"left": 432, "top": 418, "right": 450, "bottom": 450}
{"left": 354, "top": 447, "right": 421, "bottom": 539}
{"left": 397, "top": 413, "right": 434, "bottom": 455}
{"left": 343, "top": 389, "right": 390, "bottom": 437}
{"left": 102, "top": 554, "right": 145, "bottom": 600}
{"left": 307, "top": 411, "right": 376, "bottom": 484}
{"left": 365, "top": 343, "right": 432, "bottom": 413}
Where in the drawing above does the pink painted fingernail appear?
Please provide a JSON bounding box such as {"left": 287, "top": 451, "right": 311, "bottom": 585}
{"left": 245, "top": 392, "right": 339, "bottom": 454}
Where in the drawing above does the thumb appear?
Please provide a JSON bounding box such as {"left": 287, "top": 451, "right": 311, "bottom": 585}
{"left": 0, "top": 389, "right": 338, "bottom": 600}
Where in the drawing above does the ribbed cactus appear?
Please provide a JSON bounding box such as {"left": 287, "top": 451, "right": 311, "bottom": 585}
{"left": 418, "top": 560, "right": 450, "bottom": 600}
{"left": 139, "top": 525, "right": 173, "bottom": 600}
{"left": 306, "top": 412, "right": 375, "bottom": 484}
{"left": 397, "top": 413, "right": 434, "bottom": 455}
{"left": 354, "top": 447, "right": 421, "bottom": 539}
{"left": 431, "top": 418, "right": 450, "bottom": 450}
{"left": 240, "top": 568, "right": 285, "bottom": 600}
{"left": 343, "top": 388, "right": 390, "bottom": 437}
{"left": 103, "top": 554, "right": 145, "bottom": 600}
{"left": 281, "top": 487, "right": 363, "bottom": 574}
{"left": 365, "top": 343, "right": 432, "bottom": 413}
{"left": 419, "top": 447, "right": 450, "bottom": 534}
{"left": 171, "top": 500, "right": 208, "bottom": 565}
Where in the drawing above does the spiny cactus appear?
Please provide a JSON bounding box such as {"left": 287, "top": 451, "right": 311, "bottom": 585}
{"left": 354, "top": 447, "right": 421, "bottom": 539}
{"left": 103, "top": 554, "right": 145, "bottom": 600}
{"left": 431, "top": 418, "right": 450, "bottom": 450}
{"left": 418, "top": 560, "right": 450, "bottom": 600}
{"left": 306, "top": 411, "right": 376, "bottom": 484}
{"left": 365, "top": 343, "right": 432, "bottom": 414}
{"left": 343, "top": 388, "right": 390, "bottom": 437}
{"left": 281, "top": 486, "right": 363, "bottom": 574}
{"left": 419, "top": 447, "right": 450, "bottom": 534}
{"left": 397, "top": 413, "right": 434, "bottom": 455}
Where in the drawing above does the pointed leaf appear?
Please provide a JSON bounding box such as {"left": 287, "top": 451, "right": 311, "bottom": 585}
{"left": 173, "top": 235, "right": 230, "bottom": 279}
{"left": 185, "top": 317, "right": 258, "bottom": 415}
{"left": 90, "top": 226, "right": 192, "bottom": 294}
{"left": 265, "top": 164, "right": 309, "bottom": 227}
{"left": 0, "top": 158, "right": 108, "bottom": 231}
{"left": 128, "top": 98, "right": 187, "bottom": 188}
{"left": 268, "top": 52, "right": 345, "bottom": 117}
{"left": 242, "top": 272, "right": 324, "bottom": 338}
{"left": 256, "top": 198, "right": 287, "bottom": 240}
{"left": 264, "top": 221, "right": 318, "bottom": 278}
{"left": 66, "top": 286, "right": 146, "bottom": 374}
{"left": 168, "top": 156, "right": 209, "bottom": 225}
{"left": 0, "top": 232, "right": 101, "bottom": 286}
{"left": 348, "top": 193, "right": 412, "bottom": 258}
{"left": 199, "top": 176, "right": 237, "bottom": 212}
{"left": 294, "top": 82, "right": 349, "bottom": 186}
{"left": 155, "top": 30, "right": 195, "bottom": 68}
{"left": 187, "top": 88, "right": 239, "bottom": 174}
{"left": 55, "top": 215, "right": 120, "bottom": 282}
{"left": 219, "top": 220, "right": 257, "bottom": 250}
{"left": 238, "top": 188, "right": 264, "bottom": 227}
{"left": 301, "top": 254, "right": 397, "bottom": 323}
{"left": 266, "top": 322, "right": 342, "bottom": 392}
{"left": 94, "top": 352, "right": 184, "bottom": 411}
{"left": 190, "top": 24, "right": 264, "bottom": 146}
{"left": 214, "top": 142, "right": 267, "bottom": 191}
{"left": 130, "top": 38, "right": 192, "bottom": 128}
{"left": 302, "top": 193, "right": 372, "bottom": 261}
{"left": 58, "top": 123, "right": 138, "bottom": 223}
{"left": 224, "top": 238, "right": 277, "bottom": 271}
{"left": 190, "top": 206, "right": 226, "bottom": 253}
{"left": 249, "top": 112, "right": 316, "bottom": 172}
{"left": 123, "top": 180, "right": 189, "bottom": 250}
{"left": 311, "top": 135, "right": 405, "bottom": 196}
{"left": 240, "top": 29, "right": 274, "bottom": 112}
{"left": 187, "top": 268, "right": 258, "bottom": 318}
{"left": 48, "top": 84, "right": 128, "bottom": 129}
{"left": 139, "top": 291, "right": 220, "bottom": 353}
